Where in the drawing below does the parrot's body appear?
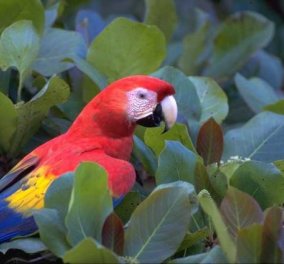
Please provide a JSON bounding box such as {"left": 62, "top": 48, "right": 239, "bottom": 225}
{"left": 0, "top": 76, "right": 177, "bottom": 243}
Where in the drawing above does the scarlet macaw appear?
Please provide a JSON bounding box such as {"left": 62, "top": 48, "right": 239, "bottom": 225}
{"left": 0, "top": 75, "right": 177, "bottom": 243}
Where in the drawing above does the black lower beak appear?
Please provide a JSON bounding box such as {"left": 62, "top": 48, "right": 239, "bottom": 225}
{"left": 136, "top": 104, "right": 168, "bottom": 133}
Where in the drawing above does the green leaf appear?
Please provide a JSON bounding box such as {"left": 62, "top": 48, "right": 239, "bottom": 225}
{"left": 260, "top": 207, "right": 283, "bottom": 263}
{"left": 177, "top": 228, "right": 209, "bottom": 253}
{"left": 230, "top": 161, "right": 284, "bottom": 208}
{"left": 189, "top": 77, "right": 229, "bottom": 124}
{"left": 171, "top": 245, "right": 227, "bottom": 264}
{"left": 124, "top": 181, "right": 195, "bottom": 263}
{"left": 198, "top": 190, "right": 236, "bottom": 263}
{"left": 0, "top": 238, "right": 46, "bottom": 254}
{"left": 45, "top": 172, "right": 74, "bottom": 222}
{"left": 196, "top": 118, "right": 224, "bottom": 165}
{"left": 178, "top": 22, "right": 210, "bottom": 75}
{"left": 248, "top": 50, "right": 284, "bottom": 90}
{"left": 72, "top": 56, "right": 107, "bottom": 90}
{"left": 195, "top": 161, "right": 218, "bottom": 196}
{"left": 115, "top": 191, "right": 143, "bottom": 224}
{"left": 0, "top": 20, "right": 40, "bottom": 101}
{"left": 8, "top": 76, "right": 70, "bottom": 156}
{"left": 152, "top": 66, "right": 201, "bottom": 132}
{"left": 144, "top": 123, "right": 196, "bottom": 156}
{"left": 44, "top": 2, "right": 59, "bottom": 28}
{"left": 63, "top": 237, "right": 119, "bottom": 264}
{"left": 274, "top": 160, "right": 284, "bottom": 174}
{"left": 0, "top": 92, "right": 17, "bottom": 153}
{"left": 236, "top": 224, "right": 263, "bottom": 263}
{"left": 34, "top": 208, "right": 71, "bottom": 257}
{"left": 155, "top": 141, "right": 198, "bottom": 185}
{"left": 102, "top": 213, "right": 124, "bottom": 255}
{"left": 220, "top": 187, "right": 263, "bottom": 237}
{"left": 234, "top": 73, "right": 278, "bottom": 113}
{"left": 204, "top": 11, "right": 274, "bottom": 79}
{"left": 65, "top": 162, "right": 113, "bottom": 246}
{"left": 33, "top": 28, "right": 86, "bottom": 76}
{"left": 0, "top": 0, "right": 44, "bottom": 34}
{"left": 219, "top": 161, "right": 243, "bottom": 181}
{"left": 206, "top": 164, "right": 229, "bottom": 203}
{"left": 223, "top": 112, "right": 284, "bottom": 162}
{"left": 133, "top": 135, "right": 157, "bottom": 175}
{"left": 144, "top": 0, "right": 177, "bottom": 42}
{"left": 88, "top": 17, "right": 166, "bottom": 82}
{"left": 264, "top": 99, "right": 284, "bottom": 115}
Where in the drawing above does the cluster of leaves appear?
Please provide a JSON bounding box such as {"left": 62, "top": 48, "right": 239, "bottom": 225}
{"left": 0, "top": 0, "right": 284, "bottom": 263}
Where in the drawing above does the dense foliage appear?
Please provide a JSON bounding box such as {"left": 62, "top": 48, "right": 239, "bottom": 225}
{"left": 0, "top": 0, "right": 284, "bottom": 263}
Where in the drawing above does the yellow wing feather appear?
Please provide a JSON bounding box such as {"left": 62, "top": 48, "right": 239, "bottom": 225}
{"left": 5, "top": 166, "right": 55, "bottom": 215}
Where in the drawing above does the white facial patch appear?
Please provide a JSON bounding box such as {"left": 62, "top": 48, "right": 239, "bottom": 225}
{"left": 127, "top": 87, "right": 157, "bottom": 121}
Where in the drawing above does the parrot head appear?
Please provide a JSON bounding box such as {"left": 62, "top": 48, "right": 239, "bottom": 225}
{"left": 101, "top": 75, "right": 177, "bottom": 132}
{"left": 69, "top": 75, "right": 177, "bottom": 138}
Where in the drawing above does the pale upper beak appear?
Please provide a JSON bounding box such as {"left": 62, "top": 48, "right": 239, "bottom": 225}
{"left": 161, "top": 95, "right": 178, "bottom": 131}
{"left": 136, "top": 95, "right": 178, "bottom": 132}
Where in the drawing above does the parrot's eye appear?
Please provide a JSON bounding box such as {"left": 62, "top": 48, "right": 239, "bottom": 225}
{"left": 137, "top": 91, "right": 147, "bottom": 99}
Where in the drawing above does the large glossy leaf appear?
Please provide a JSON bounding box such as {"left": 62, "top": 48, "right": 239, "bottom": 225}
{"left": 0, "top": 0, "right": 44, "bottom": 34}
{"left": 0, "top": 20, "right": 40, "bottom": 101}
{"left": 88, "top": 17, "right": 166, "bottom": 82}
{"left": 0, "top": 92, "right": 17, "bottom": 153}
{"left": 204, "top": 11, "right": 274, "bottom": 79}
{"left": 8, "top": 76, "right": 70, "bottom": 155}
{"left": 144, "top": 0, "right": 177, "bottom": 42}
{"left": 152, "top": 66, "right": 201, "bottom": 132}
{"left": 236, "top": 224, "right": 263, "bottom": 263}
{"left": 124, "top": 181, "right": 195, "bottom": 263}
{"left": 220, "top": 187, "right": 263, "bottom": 237}
{"left": 189, "top": 77, "right": 228, "bottom": 124}
{"left": 223, "top": 112, "right": 284, "bottom": 162}
{"left": 198, "top": 190, "right": 236, "bottom": 263}
{"left": 33, "top": 28, "right": 87, "bottom": 76}
{"left": 234, "top": 73, "right": 278, "bottom": 113}
{"left": 144, "top": 123, "right": 196, "bottom": 156}
{"left": 230, "top": 161, "right": 284, "bottom": 208}
{"left": 65, "top": 162, "right": 113, "bottom": 246}
{"left": 63, "top": 237, "right": 119, "bottom": 264}
{"left": 155, "top": 141, "right": 198, "bottom": 185}
{"left": 196, "top": 118, "right": 224, "bottom": 165}
{"left": 178, "top": 22, "right": 210, "bottom": 75}
{"left": 34, "top": 208, "right": 71, "bottom": 257}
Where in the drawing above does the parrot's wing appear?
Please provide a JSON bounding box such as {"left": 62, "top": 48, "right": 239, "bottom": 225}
{"left": 0, "top": 149, "right": 136, "bottom": 243}
{"left": 0, "top": 155, "right": 39, "bottom": 193}
{"left": 0, "top": 159, "right": 54, "bottom": 243}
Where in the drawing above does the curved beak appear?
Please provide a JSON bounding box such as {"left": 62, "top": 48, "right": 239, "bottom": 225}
{"left": 136, "top": 95, "right": 178, "bottom": 132}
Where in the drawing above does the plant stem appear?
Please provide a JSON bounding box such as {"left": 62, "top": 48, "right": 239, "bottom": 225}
{"left": 17, "top": 74, "right": 23, "bottom": 102}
